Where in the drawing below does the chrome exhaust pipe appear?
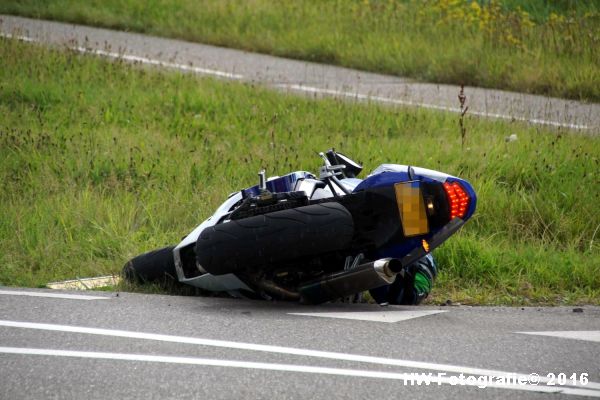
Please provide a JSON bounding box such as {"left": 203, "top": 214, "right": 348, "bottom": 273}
{"left": 299, "top": 258, "right": 403, "bottom": 304}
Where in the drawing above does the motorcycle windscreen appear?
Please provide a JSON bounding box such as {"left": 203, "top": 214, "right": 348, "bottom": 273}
{"left": 394, "top": 181, "right": 429, "bottom": 237}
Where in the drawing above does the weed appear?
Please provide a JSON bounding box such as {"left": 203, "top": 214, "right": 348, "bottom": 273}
{"left": 458, "top": 85, "right": 468, "bottom": 150}
{"left": 0, "top": 38, "right": 598, "bottom": 304}
{"left": 0, "top": 0, "right": 598, "bottom": 101}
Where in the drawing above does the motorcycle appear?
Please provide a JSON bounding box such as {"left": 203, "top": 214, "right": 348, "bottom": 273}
{"left": 123, "top": 149, "right": 476, "bottom": 304}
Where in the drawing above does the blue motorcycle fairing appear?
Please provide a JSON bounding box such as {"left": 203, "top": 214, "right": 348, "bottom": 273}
{"left": 242, "top": 171, "right": 316, "bottom": 198}
{"left": 353, "top": 166, "right": 477, "bottom": 261}
{"left": 354, "top": 165, "right": 476, "bottom": 221}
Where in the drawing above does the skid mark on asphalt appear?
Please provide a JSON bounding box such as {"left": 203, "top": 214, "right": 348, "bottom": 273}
{"left": 518, "top": 331, "right": 600, "bottom": 343}
{"left": 0, "top": 290, "right": 110, "bottom": 301}
{"left": 1, "top": 319, "right": 599, "bottom": 392}
{"left": 1, "top": 347, "right": 599, "bottom": 397}
{"left": 288, "top": 310, "right": 446, "bottom": 323}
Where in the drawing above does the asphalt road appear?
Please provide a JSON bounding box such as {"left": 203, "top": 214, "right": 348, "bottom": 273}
{"left": 0, "top": 288, "right": 599, "bottom": 399}
{"left": 1, "top": 15, "right": 598, "bottom": 133}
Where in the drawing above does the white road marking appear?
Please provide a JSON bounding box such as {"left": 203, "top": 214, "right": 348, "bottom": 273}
{"left": 0, "top": 32, "right": 589, "bottom": 131}
{"left": 518, "top": 331, "right": 600, "bottom": 343}
{"left": 0, "top": 290, "right": 110, "bottom": 300}
{"left": 278, "top": 84, "right": 590, "bottom": 131}
{"left": 1, "top": 347, "right": 598, "bottom": 397}
{"left": 0, "top": 33, "right": 244, "bottom": 80}
{"left": 1, "top": 320, "right": 598, "bottom": 390}
{"left": 288, "top": 310, "right": 446, "bottom": 323}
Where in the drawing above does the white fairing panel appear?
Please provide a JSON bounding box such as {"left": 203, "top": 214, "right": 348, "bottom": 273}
{"left": 307, "top": 178, "right": 363, "bottom": 199}
{"left": 173, "top": 192, "right": 243, "bottom": 287}
{"left": 369, "top": 164, "right": 453, "bottom": 182}
{"left": 175, "top": 191, "right": 243, "bottom": 252}
{"left": 340, "top": 178, "right": 362, "bottom": 191}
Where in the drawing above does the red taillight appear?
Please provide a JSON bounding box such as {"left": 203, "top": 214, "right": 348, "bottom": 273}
{"left": 443, "top": 181, "right": 470, "bottom": 219}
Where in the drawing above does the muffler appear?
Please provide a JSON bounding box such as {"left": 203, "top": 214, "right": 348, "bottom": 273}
{"left": 299, "top": 258, "right": 403, "bottom": 304}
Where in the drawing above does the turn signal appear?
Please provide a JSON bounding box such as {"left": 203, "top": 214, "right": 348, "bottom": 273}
{"left": 422, "top": 239, "right": 430, "bottom": 253}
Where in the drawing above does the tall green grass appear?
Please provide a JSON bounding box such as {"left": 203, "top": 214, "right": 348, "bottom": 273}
{"left": 1, "top": 0, "right": 598, "bottom": 101}
{"left": 0, "top": 38, "right": 598, "bottom": 304}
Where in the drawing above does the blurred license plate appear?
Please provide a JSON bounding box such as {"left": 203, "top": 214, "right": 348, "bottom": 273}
{"left": 394, "top": 182, "right": 429, "bottom": 237}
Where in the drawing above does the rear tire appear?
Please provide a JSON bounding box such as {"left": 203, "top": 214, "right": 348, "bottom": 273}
{"left": 196, "top": 202, "right": 354, "bottom": 275}
{"left": 122, "top": 246, "right": 177, "bottom": 283}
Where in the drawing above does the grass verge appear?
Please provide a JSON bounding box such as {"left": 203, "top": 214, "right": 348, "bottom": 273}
{"left": 0, "top": 0, "right": 598, "bottom": 102}
{"left": 0, "top": 37, "right": 598, "bottom": 304}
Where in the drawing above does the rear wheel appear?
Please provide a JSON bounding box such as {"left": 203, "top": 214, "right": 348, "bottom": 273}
{"left": 122, "top": 246, "right": 177, "bottom": 283}
{"left": 196, "top": 202, "right": 354, "bottom": 275}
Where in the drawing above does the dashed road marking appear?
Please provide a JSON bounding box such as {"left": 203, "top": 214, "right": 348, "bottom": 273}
{"left": 0, "top": 290, "right": 110, "bottom": 300}
{"left": 518, "top": 331, "right": 600, "bottom": 343}
{"left": 1, "top": 347, "right": 599, "bottom": 397}
{"left": 288, "top": 310, "right": 446, "bottom": 323}
{"left": 1, "top": 319, "right": 599, "bottom": 391}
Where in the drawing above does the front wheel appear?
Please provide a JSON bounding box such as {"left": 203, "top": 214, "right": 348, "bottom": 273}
{"left": 122, "top": 246, "right": 177, "bottom": 283}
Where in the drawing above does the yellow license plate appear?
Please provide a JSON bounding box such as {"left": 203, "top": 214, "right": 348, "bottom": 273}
{"left": 394, "top": 182, "right": 430, "bottom": 237}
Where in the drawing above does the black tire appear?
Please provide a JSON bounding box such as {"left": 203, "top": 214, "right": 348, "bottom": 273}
{"left": 196, "top": 202, "right": 354, "bottom": 275}
{"left": 122, "top": 246, "right": 177, "bottom": 283}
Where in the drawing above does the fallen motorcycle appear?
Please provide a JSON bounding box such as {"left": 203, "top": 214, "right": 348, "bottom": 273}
{"left": 123, "top": 149, "right": 476, "bottom": 304}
